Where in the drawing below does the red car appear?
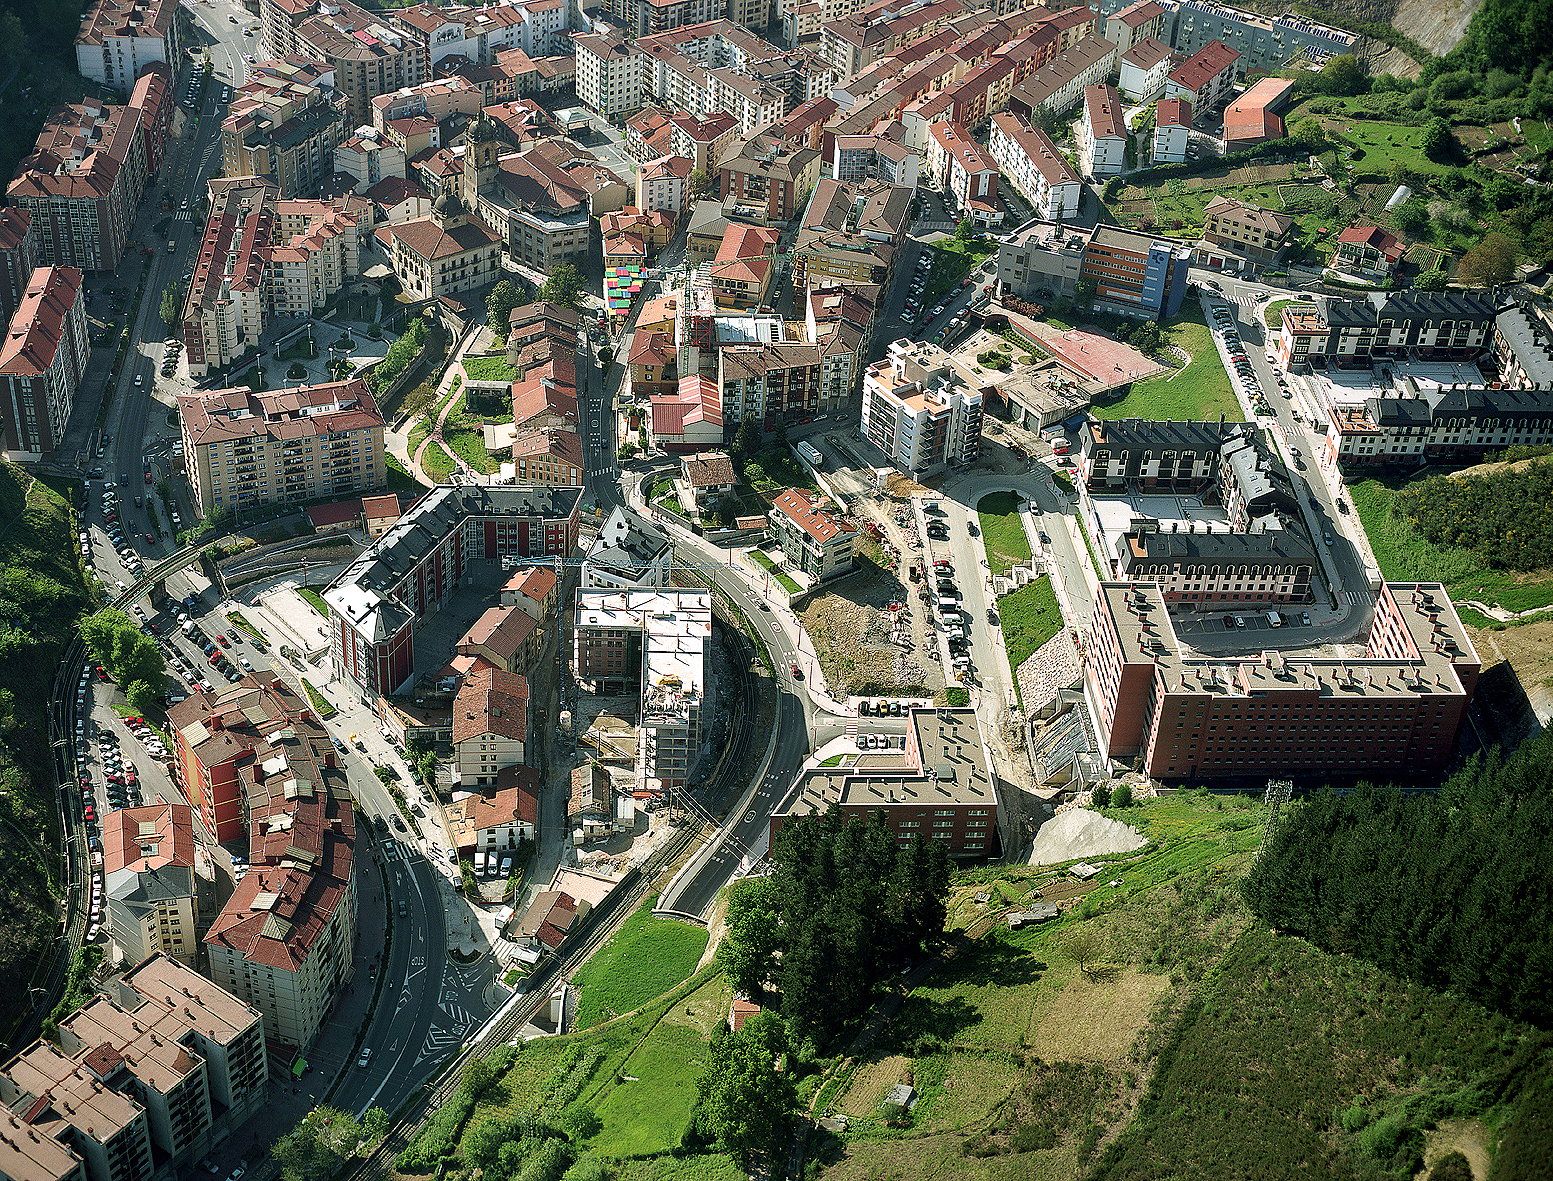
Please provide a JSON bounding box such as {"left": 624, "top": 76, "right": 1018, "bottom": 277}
{"left": 216, "top": 635, "right": 229, "bottom": 648}
{"left": 789, "top": 663, "right": 803, "bottom": 679}
{"left": 208, "top": 653, "right": 221, "bottom": 665}
{"left": 144, "top": 472, "right": 153, "bottom": 484}
{"left": 83, "top": 804, "right": 96, "bottom": 822}
{"left": 96, "top": 667, "right": 109, "bottom": 681}
{"left": 124, "top": 716, "right": 143, "bottom": 726}
{"left": 144, "top": 532, "right": 154, "bottom": 543}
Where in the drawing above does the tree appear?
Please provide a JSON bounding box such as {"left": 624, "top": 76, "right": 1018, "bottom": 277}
{"left": 272, "top": 1106, "right": 366, "bottom": 1181}
{"left": 1421, "top": 116, "right": 1455, "bottom": 162}
{"left": 696, "top": 1012, "right": 798, "bottom": 1166}
{"left": 731, "top": 418, "right": 761, "bottom": 468}
{"left": 1428, "top": 1152, "right": 1474, "bottom": 1181}
{"left": 1290, "top": 117, "right": 1327, "bottom": 150}
{"left": 688, "top": 168, "right": 712, "bottom": 202}
{"left": 954, "top": 217, "right": 975, "bottom": 242}
{"left": 1414, "top": 268, "right": 1449, "bottom": 291}
{"left": 1390, "top": 197, "right": 1430, "bottom": 236}
{"left": 125, "top": 679, "right": 158, "bottom": 717}
{"left": 1075, "top": 277, "right": 1097, "bottom": 303}
{"left": 79, "top": 610, "right": 165, "bottom": 691}
{"left": 487, "top": 280, "right": 523, "bottom": 341}
{"left": 717, "top": 878, "right": 782, "bottom": 998}
{"left": 1457, "top": 232, "right": 1518, "bottom": 286}
{"left": 774, "top": 417, "right": 789, "bottom": 449}
{"left": 1130, "top": 321, "right": 1161, "bottom": 354}
{"left": 1061, "top": 927, "right": 1103, "bottom": 976}
{"left": 1090, "top": 782, "right": 1111, "bottom": 808}
{"left": 1113, "top": 783, "right": 1134, "bottom": 808}
{"left": 1318, "top": 54, "right": 1366, "bottom": 96}
{"left": 538, "top": 264, "right": 585, "bottom": 312}
{"left": 159, "top": 285, "right": 183, "bottom": 328}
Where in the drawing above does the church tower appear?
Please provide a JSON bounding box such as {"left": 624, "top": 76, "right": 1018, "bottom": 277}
{"left": 460, "top": 113, "right": 504, "bottom": 217}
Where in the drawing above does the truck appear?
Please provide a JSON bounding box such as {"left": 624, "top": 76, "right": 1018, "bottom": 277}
{"left": 795, "top": 440, "right": 822, "bottom": 467}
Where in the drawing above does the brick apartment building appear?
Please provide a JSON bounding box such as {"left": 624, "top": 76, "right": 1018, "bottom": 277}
{"left": 0, "top": 266, "right": 89, "bottom": 461}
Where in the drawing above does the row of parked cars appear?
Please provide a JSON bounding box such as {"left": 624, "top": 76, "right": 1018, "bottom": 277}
{"left": 86, "top": 486, "right": 147, "bottom": 578}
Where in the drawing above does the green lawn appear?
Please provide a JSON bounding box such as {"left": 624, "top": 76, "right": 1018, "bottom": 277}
{"left": 591, "top": 1020, "right": 709, "bottom": 1156}
{"left": 924, "top": 236, "right": 995, "bottom": 305}
{"left": 385, "top": 453, "right": 423, "bottom": 495}
{"left": 977, "top": 492, "right": 1033, "bottom": 576}
{"left": 1348, "top": 474, "right": 1553, "bottom": 612}
{"left": 1262, "top": 299, "right": 1313, "bottom": 328}
{"left": 299, "top": 678, "right": 335, "bottom": 718}
{"left": 1092, "top": 310, "right": 1241, "bottom": 423}
{"left": 422, "top": 442, "right": 456, "bottom": 482}
{"left": 463, "top": 355, "right": 518, "bottom": 382}
{"left": 297, "top": 588, "right": 328, "bottom": 616}
{"left": 443, "top": 421, "right": 501, "bottom": 476}
{"left": 570, "top": 900, "right": 710, "bottom": 1030}
{"left": 749, "top": 548, "right": 800, "bottom": 594}
{"left": 999, "top": 575, "right": 1064, "bottom": 673}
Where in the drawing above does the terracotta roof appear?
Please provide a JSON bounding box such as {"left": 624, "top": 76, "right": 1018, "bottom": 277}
{"left": 711, "top": 222, "right": 780, "bottom": 287}
{"left": 0, "top": 207, "right": 32, "bottom": 252}
{"left": 682, "top": 451, "right": 736, "bottom": 488}
{"left": 1114, "top": 0, "right": 1164, "bottom": 27}
{"left": 360, "top": 493, "right": 405, "bottom": 521}
{"left": 364, "top": 175, "right": 429, "bottom": 208}
{"left": 511, "top": 426, "right": 583, "bottom": 469}
{"left": 568, "top": 762, "right": 613, "bottom": 818}
{"left": 101, "top": 803, "right": 196, "bottom": 876}
{"left": 1204, "top": 195, "right": 1295, "bottom": 237}
{"left": 388, "top": 213, "right": 502, "bottom": 261}
{"left": 502, "top": 565, "right": 558, "bottom": 603}
{"left": 1223, "top": 77, "right": 1295, "bottom": 145}
{"left": 177, "top": 377, "right": 383, "bottom": 446}
{"left": 451, "top": 768, "right": 540, "bottom": 840}
{"left": 1084, "top": 84, "right": 1126, "bottom": 141}
{"left": 1169, "top": 40, "right": 1239, "bottom": 92}
{"left": 0, "top": 266, "right": 82, "bottom": 378}
{"left": 770, "top": 487, "right": 854, "bottom": 545}
{"left": 629, "top": 330, "right": 676, "bottom": 368}
{"left": 1155, "top": 97, "right": 1191, "bottom": 128}
{"left": 305, "top": 499, "right": 363, "bottom": 528}
{"left": 1120, "top": 35, "right": 1174, "bottom": 69}
{"left": 452, "top": 665, "right": 530, "bottom": 743}
{"left": 1337, "top": 224, "right": 1405, "bottom": 260}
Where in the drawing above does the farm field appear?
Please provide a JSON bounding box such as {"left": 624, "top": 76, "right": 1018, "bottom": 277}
{"left": 1088, "top": 310, "right": 1242, "bottom": 423}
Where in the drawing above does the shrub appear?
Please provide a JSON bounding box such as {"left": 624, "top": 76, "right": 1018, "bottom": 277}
{"left": 1091, "top": 782, "right": 1111, "bottom": 807}
{"left": 1113, "top": 784, "right": 1134, "bottom": 808}
{"left": 1011, "top": 1125, "right": 1056, "bottom": 1152}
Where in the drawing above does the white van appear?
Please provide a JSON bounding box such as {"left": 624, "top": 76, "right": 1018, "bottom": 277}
{"left": 499, "top": 854, "right": 513, "bottom": 877}
{"left": 1265, "top": 610, "right": 1282, "bottom": 627}
{"left": 475, "top": 850, "right": 488, "bottom": 877}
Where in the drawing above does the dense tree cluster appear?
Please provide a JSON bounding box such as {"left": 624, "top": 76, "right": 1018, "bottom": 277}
{"left": 80, "top": 609, "right": 165, "bottom": 716}
{"left": 1242, "top": 729, "right": 1553, "bottom": 1029}
{"left": 1391, "top": 461, "right": 1553, "bottom": 571}
{"left": 693, "top": 1012, "right": 798, "bottom": 1166}
{"left": 719, "top": 806, "right": 951, "bottom": 1039}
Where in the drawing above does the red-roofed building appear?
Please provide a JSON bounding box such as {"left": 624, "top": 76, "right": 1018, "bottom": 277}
{"left": 517, "top": 889, "right": 588, "bottom": 951}
{"left": 0, "top": 208, "right": 39, "bottom": 333}
{"left": 500, "top": 565, "right": 560, "bottom": 620}
{"left": 458, "top": 604, "right": 544, "bottom": 675}
{"left": 306, "top": 499, "right": 364, "bottom": 533}
{"left": 1079, "top": 84, "right": 1127, "bottom": 177}
{"left": 767, "top": 487, "right": 856, "bottom": 582}
{"left": 637, "top": 153, "right": 694, "bottom": 218}
{"left": 361, "top": 492, "right": 406, "bottom": 536}
{"left": 927, "top": 122, "right": 1001, "bottom": 225}
{"left": 102, "top": 802, "right": 199, "bottom": 965}
{"left": 711, "top": 223, "right": 780, "bottom": 310}
{"left": 1164, "top": 40, "right": 1239, "bottom": 111}
{"left": 629, "top": 329, "right": 678, "bottom": 400}
{"left": 0, "top": 265, "right": 87, "bottom": 460}
{"left": 509, "top": 425, "right": 584, "bottom": 488}
{"left": 365, "top": 175, "right": 432, "bottom": 224}
{"left": 1222, "top": 76, "right": 1295, "bottom": 152}
{"left": 1152, "top": 97, "right": 1192, "bottom": 164}
{"left": 453, "top": 665, "right": 531, "bottom": 785}
{"left": 1104, "top": 0, "right": 1166, "bottom": 54}
{"left": 1334, "top": 225, "right": 1406, "bottom": 281}
{"left": 650, "top": 375, "right": 724, "bottom": 452}
{"left": 446, "top": 765, "right": 540, "bottom": 856}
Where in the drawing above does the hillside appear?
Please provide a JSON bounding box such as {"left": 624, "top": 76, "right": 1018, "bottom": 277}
{"left": 1242, "top": 0, "right": 1481, "bottom": 58}
{"left": 0, "top": 462, "right": 91, "bottom": 1046}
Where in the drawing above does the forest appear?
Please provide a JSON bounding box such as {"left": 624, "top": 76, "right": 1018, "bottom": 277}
{"left": 1241, "top": 728, "right": 1553, "bottom": 1030}
{"left": 717, "top": 806, "right": 952, "bottom": 1042}
{"left": 1391, "top": 460, "right": 1553, "bottom": 572}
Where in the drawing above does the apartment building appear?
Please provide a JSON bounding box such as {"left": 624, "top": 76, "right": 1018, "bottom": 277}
{"left": 767, "top": 487, "right": 856, "bottom": 581}
{"left": 453, "top": 666, "right": 531, "bottom": 785}
{"left": 670, "top": 110, "right": 740, "bottom": 172}
{"left": 831, "top": 132, "right": 919, "bottom": 188}
{"left": 1006, "top": 35, "right": 1118, "bottom": 121}
{"left": 102, "top": 803, "right": 198, "bottom": 966}
{"left": 459, "top": 602, "right": 544, "bottom": 677}
{"left": 1077, "top": 416, "right": 1236, "bottom": 495}
{"left": 0, "top": 955, "right": 266, "bottom": 1181}
{"left": 583, "top": 505, "right": 674, "bottom": 589}
{"left": 861, "top": 338, "right": 985, "bottom": 480}
{"left": 167, "top": 672, "right": 332, "bottom": 843}
{"left": 573, "top": 590, "right": 711, "bottom": 790}
{"left": 718, "top": 133, "right": 822, "bottom": 223}
{"left": 509, "top": 427, "right": 584, "bottom": 487}
{"left": 1083, "top": 222, "right": 1193, "bottom": 320}
{"left": 772, "top": 707, "right": 1000, "bottom": 858}
{"left": 7, "top": 77, "right": 168, "bottom": 272}
{"left": 793, "top": 177, "right": 909, "bottom": 286}
{"left": 1200, "top": 195, "right": 1294, "bottom": 267}
{"left": 638, "top": 154, "right": 695, "bottom": 217}
{"left": 221, "top": 69, "right": 349, "bottom": 198}
{"left": 181, "top": 178, "right": 370, "bottom": 375}
{"left": 1333, "top": 225, "right": 1405, "bottom": 281}
{"left": 927, "top": 123, "right": 1000, "bottom": 221}
{"left": 205, "top": 762, "right": 358, "bottom": 1050}
{"left": 1113, "top": 522, "right": 1316, "bottom": 605}
{"left": 325, "top": 485, "right": 584, "bottom": 703}
{"left": 1275, "top": 290, "right": 1499, "bottom": 372}
{"left": 289, "top": 4, "right": 427, "bottom": 126}
{"left": 0, "top": 209, "right": 38, "bottom": 333}
{"left": 988, "top": 113, "right": 1080, "bottom": 221}
{"left": 333, "top": 130, "right": 407, "bottom": 194}
{"left": 1104, "top": 0, "right": 1165, "bottom": 54}
{"left": 1151, "top": 96, "right": 1191, "bottom": 163}
{"left": 177, "top": 378, "right": 385, "bottom": 516}
{"left": 711, "top": 223, "right": 781, "bottom": 309}
{"left": 500, "top": 565, "right": 561, "bottom": 620}
{"left": 1118, "top": 36, "right": 1175, "bottom": 101}
{"left": 1078, "top": 84, "right": 1127, "bottom": 177}
{"left": 720, "top": 341, "right": 823, "bottom": 426}
{"left": 0, "top": 266, "right": 88, "bottom": 461}
{"left": 807, "top": 285, "right": 870, "bottom": 406}
{"left": 1084, "top": 581, "right": 1478, "bottom": 781}
{"left": 447, "top": 767, "right": 540, "bottom": 857}
{"left": 368, "top": 75, "right": 483, "bottom": 134}
{"left": 75, "top": 0, "right": 183, "bottom": 93}
{"left": 1162, "top": 39, "right": 1238, "bottom": 111}
{"left": 1166, "top": 0, "right": 1355, "bottom": 72}
{"left": 575, "top": 31, "right": 645, "bottom": 119}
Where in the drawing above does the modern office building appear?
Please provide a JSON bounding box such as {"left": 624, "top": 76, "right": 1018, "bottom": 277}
{"left": 1084, "top": 223, "right": 1193, "bottom": 320}
{"left": 861, "top": 338, "right": 985, "bottom": 480}
{"left": 772, "top": 706, "right": 1001, "bottom": 857}
{"left": 325, "top": 485, "right": 584, "bottom": 703}
{"left": 0, "top": 266, "right": 88, "bottom": 461}
{"left": 177, "top": 378, "right": 386, "bottom": 516}
{"left": 995, "top": 219, "right": 1088, "bottom": 301}
{"left": 1084, "top": 581, "right": 1479, "bottom": 780}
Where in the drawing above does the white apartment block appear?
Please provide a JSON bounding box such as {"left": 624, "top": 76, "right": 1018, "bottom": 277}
{"left": 927, "top": 122, "right": 1000, "bottom": 217}
{"left": 453, "top": 666, "right": 530, "bottom": 786}
{"left": 75, "top": 0, "right": 182, "bottom": 93}
{"left": 1152, "top": 96, "right": 1191, "bottom": 163}
{"left": 989, "top": 113, "right": 1081, "bottom": 221}
{"left": 1079, "top": 84, "right": 1127, "bottom": 177}
{"left": 575, "top": 32, "right": 645, "bottom": 119}
{"left": 177, "top": 378, "right": 387, "bottom": 516}
{"left": 583, "top": 505, "right": 674, "bottom": 590}
{"left": 1118, "top": 36, "right": 1174, "bottom": 102}
{"left": 861, "top": 339, "right": 986, "bottom": 481}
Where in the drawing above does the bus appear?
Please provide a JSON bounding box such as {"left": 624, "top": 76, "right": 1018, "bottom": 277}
{"left": 795, "top": 440, "right": 822, "bottom": 467}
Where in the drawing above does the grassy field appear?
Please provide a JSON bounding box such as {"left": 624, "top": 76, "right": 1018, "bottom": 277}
{"left": 977, "top": 493, "right": 1033, "bottom": 576}
{"left": 442, "top": 419, "right": 501, "bottom": 476}
{"left": 297, "top": 588, "right": 328, "bottom": 616}
{"left": 749, "top": 548, "right": 801, "bottom": 595}
{"left": 570, "top": 899, "right": 710, "bottom": 1030}
{"left": 999, "top": 576, "right": 1063, "bottom": 673}
{"left": 462, "top": 355, "right": 517, "bottom": 383}
{"left": 422, "top": 442, "right": 457, "bottom": 482}
{"left": 384, "top": 453, "right": 423, "bottom": 495}
{"left": 1090, "top": 310, "right": 1241, "bottom": 424}
{"left": 1348, "top": 474, "right": 1553, "bottom": 612}
{"left": 924, "top": 237, "right": 996, "bottom": 306}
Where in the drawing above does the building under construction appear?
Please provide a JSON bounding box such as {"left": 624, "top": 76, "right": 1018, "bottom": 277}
{"left": 573, "top": 589, "right": 713, "bottom": 793}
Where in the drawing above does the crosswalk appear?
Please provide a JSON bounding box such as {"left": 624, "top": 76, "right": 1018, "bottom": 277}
{"left": 1342, "top": 589, "right": 1367, "bottom": 604}
{"left": 172, "top": 210, "right": 199, "bottom": 222}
